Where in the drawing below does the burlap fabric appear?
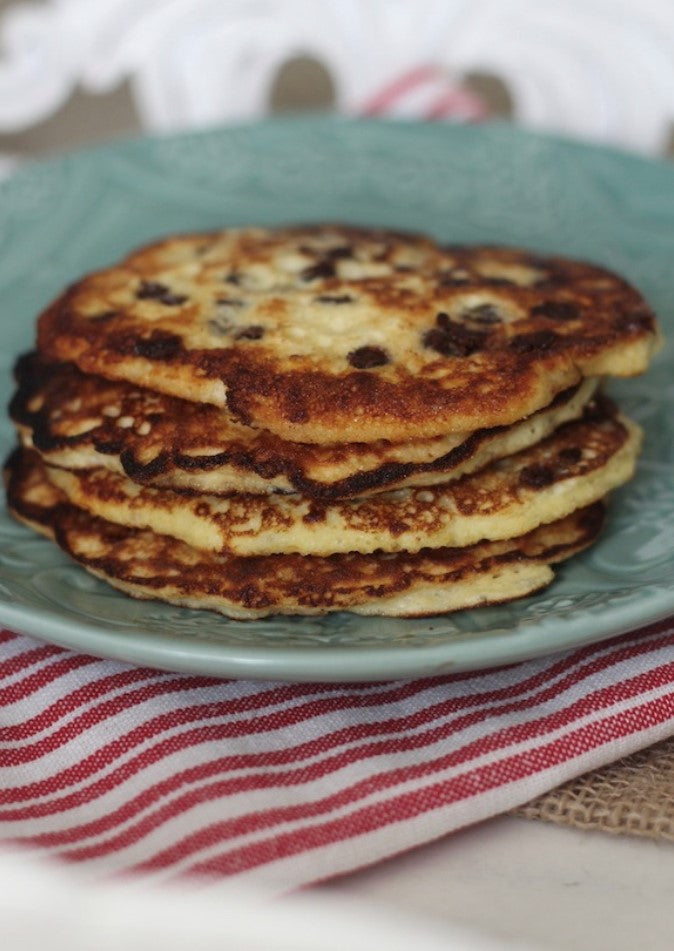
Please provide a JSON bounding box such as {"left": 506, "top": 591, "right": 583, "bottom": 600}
{"left": 515, "top": 735, "right": 674, "bottom": 841}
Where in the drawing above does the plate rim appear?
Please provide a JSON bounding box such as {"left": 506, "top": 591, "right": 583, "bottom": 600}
{"left": 0, "top": 587, "right": 672, "bottom": 682}
{"left": 6, "top": 113, "right": 674, "bottom": 188}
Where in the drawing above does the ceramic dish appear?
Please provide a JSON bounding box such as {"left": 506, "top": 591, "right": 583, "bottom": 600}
{"left": 0, "top": 117, "right": 672, "bottom": 681}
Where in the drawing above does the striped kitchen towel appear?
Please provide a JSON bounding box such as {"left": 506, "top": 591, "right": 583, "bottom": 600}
{"left": 1, "top": 618, "right": 673, "bottom": 891}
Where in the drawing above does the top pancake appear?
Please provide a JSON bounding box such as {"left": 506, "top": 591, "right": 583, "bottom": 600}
{"left": 37, "top": 225, "right": 661, "bottom": 444}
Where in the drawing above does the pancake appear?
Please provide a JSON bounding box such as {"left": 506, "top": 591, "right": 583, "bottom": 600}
{"left": 5, "top": 447, "right": 606, "bottom": 619}
{"left": 43, "top": 397, "right": 641, "bottom": 557}
{"left": 12, "top": 353, "right": 598, "bottom": 500}
{"left": 36, "top": 225, "right": 661, "bottom": 445}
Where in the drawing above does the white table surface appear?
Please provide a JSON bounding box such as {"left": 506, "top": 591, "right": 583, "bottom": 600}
{"left": 4, "top": 813, "right": 672, "bottom": 950}
{"left": 320, "top": 814, "right": 674, "bottom": 950}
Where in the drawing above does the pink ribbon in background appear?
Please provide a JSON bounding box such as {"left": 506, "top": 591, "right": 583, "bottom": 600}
{"left": 361, "top": 65, "right": 488, "bottom": 121}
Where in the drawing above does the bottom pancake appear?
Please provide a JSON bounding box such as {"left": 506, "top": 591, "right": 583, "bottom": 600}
{"left": 6, "top": 448, "right": 605, "bottom": 620}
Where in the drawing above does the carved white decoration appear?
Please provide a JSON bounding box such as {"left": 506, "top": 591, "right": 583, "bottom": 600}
{"left": 0, "top": 0, "right": 673, "bottom": 154}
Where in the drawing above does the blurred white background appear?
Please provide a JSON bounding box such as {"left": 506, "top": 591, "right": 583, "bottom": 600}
{"left": 0, "top": 0, "right": 673, "bottom": 174}
{"left": 0, "top": 845, "right": 521, "bottom": 951}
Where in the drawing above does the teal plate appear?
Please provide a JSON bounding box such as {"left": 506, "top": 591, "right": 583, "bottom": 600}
{"left": 0, "top": 118, "right": 672, "bottom": 681}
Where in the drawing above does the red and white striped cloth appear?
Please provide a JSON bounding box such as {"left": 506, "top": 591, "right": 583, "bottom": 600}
{"left": 1, "top": 619, "right": 673, "bottom": 891}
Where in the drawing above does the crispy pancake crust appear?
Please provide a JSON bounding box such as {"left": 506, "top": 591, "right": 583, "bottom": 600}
{"left": 12, "top": 353, "right": 598, "bottom": 500}
{"left": 44, "top": 398, "right": 640, "bottom": 557}
{"left": 36, "top": 226, "right": 661, "bottom": 444}
{"left": 5, "top": 447, "right": 606, "bottom": 619}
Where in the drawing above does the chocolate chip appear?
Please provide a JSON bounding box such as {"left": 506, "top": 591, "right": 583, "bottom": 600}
{"left": 347, "top": 345, "right": 390, "bottom": 369}
{"left": 300, "top": 260, "right": 336, "bottom": 281}
{"left": 303, "top": 503, "right": 328, "bottom": 524}
{"left": 462, "top": 303, "right": 503, "bottom": 325}
{"left": 519, "top": 464, "right": 555, "bottom": 489}
{"left": 96, "top": 440, "right": 124, "bottom": 455}
{"left": 510, "top": 329, "right": 559, "bottom": 353}
{"left": 315, "top": 294, "right": 354, "bottom": 304}
{"left": 324, "top": 245, "right": 353, "bottom": 260}
{"left": 530, "top": 300, "right": 578, "bottom": 321}
{"left": 423, "top": 328, "right": 451, "bottom": 355}
{"left": 224, "top": 272, "right": 242, "bottom": 285}
{"left": 558, "top": 446, "right": 582, "bottom": 464}
{"left": 90, "top": 310, "right": 118, "bottom": 323}
{"left": 299, "top": 244, "right": 352, "bottom": 261}
{"left": 161, "top": 291, "right": 189, "bottom": 306}
{"left": 136, "top": 280, "right": 166, "bottom": 299}
{"left": 234, "top": 325, "right": 265, "bottom": 340}
{"left": 423, "top": 314, "right": 487, "bottom": 357}
{"left": 134, "top": 331, "right": 183, "bottom": 360}
{"left": 436, "top": 269, "right": 471, "bottom": 286}
{"left": 614, "top": 307, "right": 654, "bottom": 334}
{"left": 136, "top": 280, "right": 188, "bottom": 306}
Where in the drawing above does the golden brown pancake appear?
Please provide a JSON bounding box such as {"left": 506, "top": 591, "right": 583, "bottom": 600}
{"left": 36, "top": 225, "right": 661, "bottom": 444}
{"left": 12, "top": 353, "right": 598, "bottom": 500}
{"left": 5, "top": 447, "right": 606, "bottom": 619}
{"left": 43, "top": 397, "right": 640, "bottom": 557}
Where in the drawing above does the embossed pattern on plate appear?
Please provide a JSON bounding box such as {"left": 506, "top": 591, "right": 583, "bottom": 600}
{"left": 0, "top": 118, "right": 672, "bottom": 681}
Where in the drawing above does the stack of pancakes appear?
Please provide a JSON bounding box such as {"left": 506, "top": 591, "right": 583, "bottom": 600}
{"left": 5, "top": 226, "right": 661, "bottom": 619}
